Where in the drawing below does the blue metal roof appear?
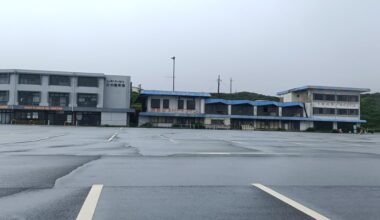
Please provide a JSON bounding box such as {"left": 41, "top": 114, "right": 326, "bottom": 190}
{"left": 252, "top": 100, "right": 279, "bottom": 106}
{"left": 140, "top": 90, "right": 211, "bottom": 97}
{"left": 205, "top": 99, "right": 255, "bottom": 105}
{"left": 277, "top": 85, "right": 371, "bottom": 95}
{"left": 278, "top": 102, "right": 304, "bottom": 108}
{"left": 205, "top": 98, "right": 303, "bottom": 108}
{"left": 205, "top": 98, "right": 232, "bottom": 105}
{"left": 139, "top": 112, "right": 206, "bottom": 118}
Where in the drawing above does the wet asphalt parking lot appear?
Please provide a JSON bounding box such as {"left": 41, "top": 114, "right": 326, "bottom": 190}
{"left": 0, "top": 125, "right": 380, "bottom": 220}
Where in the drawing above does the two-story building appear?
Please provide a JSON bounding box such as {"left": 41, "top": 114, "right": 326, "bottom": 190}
{"left": 138, "top": 90, "right": 210, "bottom": 128}
{"left": 138, "top": 86, "right": 370, "bottom": 132}
{"left": 0, "top": 69, "right": 133, "bottom": 126}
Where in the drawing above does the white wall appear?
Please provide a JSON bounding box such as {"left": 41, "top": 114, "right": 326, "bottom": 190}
{"left": 101, "top": 112, "right": 127, "bottom": 126}
{"left": 300, "top": 121, "right": 313, "bottom": 131}
{"left": 103, "top": 75, "right": 131, "bottom": 109}
{"left": 146, "top": 95, "right": 204, "bottom": 113}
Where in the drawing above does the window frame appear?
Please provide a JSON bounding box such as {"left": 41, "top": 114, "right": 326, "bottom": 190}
{"left": 48, "top": 92, "right": 70, "bottom": 107}
{"left": 313, "top": 107, "right": 336, "bottom": 115}
{"left": 18, "top": 91, "right": 41, "bottom": 106}
{"left": 0, "top": 73, "right": 10, "bottom": 84}
{"left": 337, "top": 95, "right": 359, "bottom": 102}
{"left": 49, "top": 75, "right": 71, "bottom": 86}
{"left": 77, "top": 93, "right": 98, "bottom": 107}
{"left": 77, "top": 76, "right": 99, "bottom": 87}
{"left": 163, "top": 99, "right": 170, "bottom": 109}
{"left": 18, "top": 74, "right": 41, "bottom": 85}
{"left": 186, "top": 99, "right": 196, "bottom": 110}
{"left": 178, "top": 99, "right": 184, "bottom": 110}
{"left": 0, "top": 91, "right": 9, "bottom": 104}
{"left": 151, "top": 99, "right": 161, "bottom": 109}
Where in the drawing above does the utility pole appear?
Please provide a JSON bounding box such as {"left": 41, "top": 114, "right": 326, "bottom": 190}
{"left": 230, "top": 78, "right": 233, "bottom": 94}
{"left": 171, "top": 56, "right": 176, "bottom": 91}
{"left": 217, "top": 75, "right": 222, "bottom": 94}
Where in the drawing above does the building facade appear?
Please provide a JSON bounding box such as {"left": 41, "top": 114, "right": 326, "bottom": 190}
{"left": 138, "top": 86, "right": 370, "bottom": 132}
{"left": 277, "top": 85, "right": 370, "bottom": 132}
{"left": 138, "top": 90, "right": 209, "bottom": 128}
{"left": 0, "top": 69, "right": 133, "bottom": 126}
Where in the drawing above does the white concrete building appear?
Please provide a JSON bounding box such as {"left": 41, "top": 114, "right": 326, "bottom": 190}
{"left": 138, "top": 90, "right": 209, "bottom": 128}
{"left": 0, "top": 69, "right": 133, "bottom": 126}
{"left": 277, "top": 86, "right": 370, "bottom": 131}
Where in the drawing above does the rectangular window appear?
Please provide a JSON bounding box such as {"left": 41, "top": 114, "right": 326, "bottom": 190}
{"left": 337, "top": 109, "right": 348, "bottom": 115}
{"left": 178, "top": 100, "right": 184, "bottom": 109}
{"left": 337, "top": 95, "right": 359, "bottom": 102}
{"left": 337, "top": 108, "right": 359, "bottom": 116}
{"left": 163, "top": 99, "right": 170, "bottom": 109}
{"left": 349, "top": 109, "right": 359, "bottom": 115}
{"left": 313, "top": 93, "right": 335, "bottom": 101}
{"left": 18, "top": 74, "right": 41, "bottom": 85}
{"left": 0, "top": 73, "right": 10, "bottom": 84}
{"left": 18, "top": 91, "right": 41, "bottom": 106}
{"left": 77, "top": 93, "right": 97, "bottom": 107}
{"left": 49, "top": 75, "right": 71, "bottom": 86}
{"left": 325, "top": 94, "right": 336, "bottom": 101}
{"left": 77, "top": 77, "right": 99, "bottom": 87}
{"left": 313, "top": 108, "right": 335, "bottom": 115}
{"left": 187, "top": 100, "right": 195, "bottom": 110}
{"left": 151, "top": 99, "right": 160, "bottom": 108}
{"left": 49, "top": 92, "right": 70, "bottom": 107}
{"left": 313, "top": 93, "right": 324, "bottom": 101}
{"left": 0, "top": 91, "right": 9, "bottom": 104}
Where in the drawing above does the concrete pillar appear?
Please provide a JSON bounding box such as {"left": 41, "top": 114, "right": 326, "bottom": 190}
{"left": 200, "top": 99, "right": 205, "bottom": 114}
{"left": 254, "top": 106, "right": 257, "bottom": 116}
{"left": 40, "top": 75, "right": 49, "bottom": 106}
{"left": 147, "top": 97, "right": 151, "bottom": 112}
{"left": 97, "top": 78, "right": 104, "bottom": 108}
{"left": 9, "top": 73, "right": 17, "bottom": 105}
{"left": 71, "top": 77, "right": 77, "bottom": 107}
{"left": 278, "top": 107, "right": 282, "bottom": 117}
{"left": 228, "top": 105, "right": 232, "bottom": 115}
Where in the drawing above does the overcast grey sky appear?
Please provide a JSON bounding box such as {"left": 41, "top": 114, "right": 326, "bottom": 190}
{"left": 0, "top": 0, "right": 379, "bottom": 95}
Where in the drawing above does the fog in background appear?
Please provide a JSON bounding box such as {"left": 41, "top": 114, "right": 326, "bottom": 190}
{"left": 0, "top": 0, "right": 379, "bottom": 95}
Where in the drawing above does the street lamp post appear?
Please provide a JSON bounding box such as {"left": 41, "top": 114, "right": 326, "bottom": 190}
{"left": 171, "top": 56, "right": 175, "bottom": 91}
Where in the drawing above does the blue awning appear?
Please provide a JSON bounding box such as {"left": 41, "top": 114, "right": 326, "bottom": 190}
{"left": 140, "top": 90, "right": 211, "bottom": 97}
{"left": 205, "top": 99, "right": 303, "bottom": 108}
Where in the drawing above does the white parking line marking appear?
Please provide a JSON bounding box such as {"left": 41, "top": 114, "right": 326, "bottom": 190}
{"left": 108, "top": 132, "right": 118, "bottom": 142}
{"left": 160, "top": 135, "right": 178, "bottom": 144}
{"left": 252, "top": 183, "right": 330, "bottom": 220}
{"left": 76, "top": 184, "right": 104, "bottom": 220}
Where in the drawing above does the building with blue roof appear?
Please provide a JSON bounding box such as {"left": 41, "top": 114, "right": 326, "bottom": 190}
{"left": 138, "top": 86, "right": 370, "bottom": 132}
{"left": 138, "top": 90, "right": 211, "bottom": 128}
{"left": 278, "top": 85, "right": 370, "bottom": 131}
